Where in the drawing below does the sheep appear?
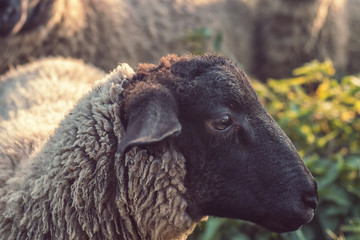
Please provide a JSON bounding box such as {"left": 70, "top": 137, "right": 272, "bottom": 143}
{"left": 0, "top": 0, "right": 134, "bottom": 74}
{"left": 346, "top": 0, "right": 360, "bottom": 74}
{"left": 0, "top": 0, "right": 254, "bottom": 74}
{"left": 2, "top": 0, "right": 360, "bottom": 81}
{"left": 0, "top": 54, "right": 318, "bottom": 240}
{"left": 254, "top": 0, "right": 349, "bottom": 80}
{"left": 0, "top": 57, "right": 104, "bottom": 188}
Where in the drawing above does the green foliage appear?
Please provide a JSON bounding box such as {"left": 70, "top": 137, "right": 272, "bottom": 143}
{"left": 188, "top": 60, "right": 360, "bottom": 240}
{"left": 181, "top": 28, "right": 213, "bottom": 55}
{"left": 181, "top": 28, "right": 244, "bottom": 69}
{"left": 254, "top": 60, "right": 360, "bottom": 239}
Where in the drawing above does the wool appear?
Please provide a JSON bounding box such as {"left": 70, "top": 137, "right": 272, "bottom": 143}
{"left": 0, "top": 59, "right": 196, "bottom": 239}
{"left": 0, "top": 57, "right": 104, "bottom": 189}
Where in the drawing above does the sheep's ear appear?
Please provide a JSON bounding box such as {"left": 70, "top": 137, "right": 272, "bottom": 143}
{"left": 117, "top": 95, "right": 181, "bottom": 154}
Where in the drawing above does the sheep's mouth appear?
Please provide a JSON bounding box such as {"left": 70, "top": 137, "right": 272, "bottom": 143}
{"left": 0, "top": 2, "right": 22, "bottom": 36}
{"left": 257, "top": 208, "right": 315, "bottom": 233}
{"left": 258, "top": 216, "right": 302, "bottom": 233}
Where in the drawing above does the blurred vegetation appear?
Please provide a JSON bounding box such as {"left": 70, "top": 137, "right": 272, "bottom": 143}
{"left": 181, "top": 27, "right": 243, "bottom": 69}
{"left": 181, "top": 28, "right": 213, "bottom": 55}
{"left": 185, "top": 29, "right": 360, "bottom": 240}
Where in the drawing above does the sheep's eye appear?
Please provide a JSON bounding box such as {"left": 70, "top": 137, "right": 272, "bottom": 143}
{"left": 209, "top": 115, "right": 233, "bottom": 131}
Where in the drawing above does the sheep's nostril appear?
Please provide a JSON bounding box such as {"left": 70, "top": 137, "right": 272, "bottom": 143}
{"left": 302, "top": 191, "right": 318, "bottom": 210}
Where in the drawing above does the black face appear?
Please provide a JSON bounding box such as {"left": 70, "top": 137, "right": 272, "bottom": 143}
{"left": 119, "top": 54, "right": 318, "bottom": 233}
{"left": 0, "top": 0, "right": 52, "bottom": 36}
{"left": 174, "top": 59, "right": 318, "bottom": 233}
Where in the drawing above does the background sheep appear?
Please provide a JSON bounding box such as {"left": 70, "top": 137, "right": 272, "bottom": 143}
{"left": 0, "top": 54, "right": 318, "bottom": 239}
{"left": 346, "top": 0, "right": 360, "bottom": 74}
{"left": 0, "top": 57, "right": 104, "bottom": 188}
{"left": 2, "top": 0, "right": 359, "bottom": 80}
{"left": 0, "top": 0, "right": 134, "bottom": 74}
{"left": 0, "top": 0, "right": 254, "bottom": 74}
{"left": 255, "top": 0, "right": 349, "bottom": 80}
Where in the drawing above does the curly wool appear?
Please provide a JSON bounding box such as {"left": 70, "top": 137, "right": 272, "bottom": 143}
{"left": 0, "top": 61, "right": 196, "bottom": 239}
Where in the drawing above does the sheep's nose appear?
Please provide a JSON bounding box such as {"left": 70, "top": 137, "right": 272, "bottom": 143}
{"left": 301, "top": 182, "right": 318, "bottom": 210}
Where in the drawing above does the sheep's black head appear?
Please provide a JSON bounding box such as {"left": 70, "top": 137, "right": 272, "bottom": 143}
{"left": 0, "top": 0, "right": 52, "bottom": 36}
{"left": 118, "top": 54, "right": 318, "bottom": 233}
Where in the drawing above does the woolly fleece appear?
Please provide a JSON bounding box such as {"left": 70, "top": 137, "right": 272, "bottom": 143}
{"left": 0, "top": 57, "right": 104, "bottom": 190}
{"left": 0, "top": 58, "right": 195, "bottom": 239}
